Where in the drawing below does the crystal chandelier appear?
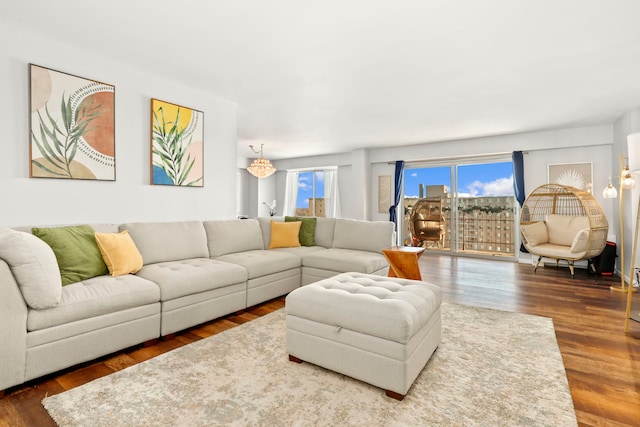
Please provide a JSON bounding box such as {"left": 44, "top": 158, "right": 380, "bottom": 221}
{"left": 247, "top": 144, "right": 276, "bottom": 178}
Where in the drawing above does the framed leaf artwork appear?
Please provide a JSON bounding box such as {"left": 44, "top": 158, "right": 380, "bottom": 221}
{"left": 29, "top": 64, "right": 115, "bottom": 180}
{"left": 150, "top": 98, "right": 204, "bottom": 187}
{"left": 547, "top": 162, "right": 592, "bottom": 191}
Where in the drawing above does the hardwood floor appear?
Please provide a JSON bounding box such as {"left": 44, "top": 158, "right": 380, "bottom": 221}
{"left": 1, "top": 255, "right": 639, "bottom": 426}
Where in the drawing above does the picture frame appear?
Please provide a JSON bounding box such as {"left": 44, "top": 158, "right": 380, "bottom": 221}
{"left": 29, "top": 64, "right": 115, "bottom": 180}
{"left": 378, "top": 175, "right": 392, "bottom": 213}
{"left": 547, "top": 162, "right": 593, "bottom": 191}
{"left": 150, "top": 98, "right": 204, "bottom": 187}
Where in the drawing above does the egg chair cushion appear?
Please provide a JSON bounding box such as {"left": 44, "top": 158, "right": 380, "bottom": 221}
{"left": 521, "top": 221, "right": 549, "bottom": 247}
{"left": 546, "top": 214, "right": 590, "bottom": 247}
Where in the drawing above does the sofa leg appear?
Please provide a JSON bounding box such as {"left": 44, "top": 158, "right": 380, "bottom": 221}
{"left": 288, "top": 355, "right": 303, "bottom": 363}
{"left": 385, "top": 390, "right": 405, "bottom": 401}
{"left": 143, "top": 338, "right": 159, "bottom": 347}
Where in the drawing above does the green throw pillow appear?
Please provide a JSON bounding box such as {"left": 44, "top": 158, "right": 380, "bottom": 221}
{"left": 32, "top": 224, "right": 108, "bottom": 286}
{"left": 285, "top": 216, "right": 316, "bottom": 246}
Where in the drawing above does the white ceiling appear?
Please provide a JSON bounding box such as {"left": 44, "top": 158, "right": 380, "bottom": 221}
{"left": 6, "top": 0, "right": 640, "bottom": 160}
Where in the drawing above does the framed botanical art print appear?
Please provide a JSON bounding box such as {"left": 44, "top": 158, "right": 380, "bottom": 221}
{"left": 29, "top": 64, "right": 115, "bottom": 180}
{"left": 150, "top": 98, "right": 204, "bottom": 187}
{"left": 547, "top": 162, "right": 592, "bottom": 191}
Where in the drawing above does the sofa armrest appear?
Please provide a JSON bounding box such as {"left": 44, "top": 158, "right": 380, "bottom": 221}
{"left": 0, "top": 261, "right": 28, "bottom": 391}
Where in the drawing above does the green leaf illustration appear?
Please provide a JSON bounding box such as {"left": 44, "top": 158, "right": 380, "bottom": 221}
{"left": 152, "top": 106, "right": 201, "bottom": 186}
{"left": 31, "top": 92, "right": 104, "bottom": 178}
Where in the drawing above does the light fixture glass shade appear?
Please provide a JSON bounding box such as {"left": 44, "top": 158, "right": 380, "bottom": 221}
{"left": 603, "top": 182, "right": 618, "bottom": 198}
{"left": 627, "top": 133, "right": 640, "bottom": 172}
{"left": 621, "top": 166, "right": 636, "bottom": 189}
{"left": 247, "top": 157, "right": 276, "bottom": 178}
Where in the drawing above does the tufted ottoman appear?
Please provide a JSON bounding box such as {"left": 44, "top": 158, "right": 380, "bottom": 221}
{"left": 285, "top": 272, "right": 442, "bottom": 400}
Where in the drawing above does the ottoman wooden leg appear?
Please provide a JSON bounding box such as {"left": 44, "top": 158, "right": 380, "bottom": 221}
{"left": 385, "top": 390, "right": 405, "bottom": 401}
{"left": 289, "top": 355, "right": 303, "bottom": 363}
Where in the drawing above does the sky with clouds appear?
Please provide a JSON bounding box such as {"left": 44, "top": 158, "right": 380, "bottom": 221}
{"left": 296, "top": 171, "right": 324, "bottom": 207}
{"left": 404, "top": 162, "right": 514, "bottom": 198}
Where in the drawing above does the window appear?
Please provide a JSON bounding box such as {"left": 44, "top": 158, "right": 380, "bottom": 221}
{"left": 284, "top": 168, "right": 340, "bottom": 217}
{"left": 296, "top": 171, "right": 325, "bottom": 217}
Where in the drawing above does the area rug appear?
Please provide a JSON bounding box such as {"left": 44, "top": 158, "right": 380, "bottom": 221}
{"left": 42, "top": 303, "right": 577, "bottom": 426}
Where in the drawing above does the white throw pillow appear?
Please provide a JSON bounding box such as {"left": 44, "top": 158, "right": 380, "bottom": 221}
{"left": 520, "top": 221, "right": 549, "bottom": 247}
{"left": 0, "top": 227, "right": 62, "bottom": 309}
{"left": 570, "top": 228, "right": 591, "bottom": 254}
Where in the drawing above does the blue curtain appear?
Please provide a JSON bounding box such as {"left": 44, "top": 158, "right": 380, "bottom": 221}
{"left": 512, "top": 151, "right": 528, "bottom": 252}
{"left": 512, "top": 151, "right": 525, "bottom": 207}
{"left": 389, "top": 160, "right": 405, "bottom": 242}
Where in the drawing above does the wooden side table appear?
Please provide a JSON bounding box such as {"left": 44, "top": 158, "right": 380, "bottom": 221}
{"left": 382, "top": 246, "right": 425, "bottom": 281}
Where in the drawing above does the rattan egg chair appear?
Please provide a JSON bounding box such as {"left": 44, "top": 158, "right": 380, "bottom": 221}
{"left": 519, "top": 183, "right": 609, "bottom": 277}
{"left": 410, "top": 197, "right": 444, "bottom": 248}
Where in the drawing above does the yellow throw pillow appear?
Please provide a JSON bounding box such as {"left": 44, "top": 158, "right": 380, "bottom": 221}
{"left": 268, "top": 220, "right": 302, "bottom": 249}
{"left": 94, "top": 230, "right": 144, "bottom": 276}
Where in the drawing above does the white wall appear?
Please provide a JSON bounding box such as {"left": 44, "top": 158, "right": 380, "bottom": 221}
{"left": 0, "top": 21, "right": 238, "bottom": 227}
{"left": 613, "top": 108, "right": 640, "bottom": 279}
{"left": 274, "top": 124, "right": 615, "bottom": 221}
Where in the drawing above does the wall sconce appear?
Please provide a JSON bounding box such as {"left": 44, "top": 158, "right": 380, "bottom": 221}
{"left": 246, "top": 144, "right": 276, "bottom": 178}
{"left": 621, "top": 164, "right": 636, "bottom": 189}
{"left": 603, "top": 177, "right": 618, "bottom": 199}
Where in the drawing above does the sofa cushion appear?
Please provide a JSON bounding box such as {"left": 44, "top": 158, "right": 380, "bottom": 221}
{"left": 332, "top": 219, "right": 394, "bottom": 253}
{"left": 135, "top": 258, "right": 247, "bottom": 301}
{"left": 546, "top": 214, "right": 590, "bottom": 247}
{"left": 285, "top": 216, "right": 316, "bottom": 246}
{"left": 303, "top": 248, "right": 389, "bottom": 274}
{"left": 314, "top": 217, "right": 337, "bottom": 248}
{"left": 269, "top": 220, "right": 302, "bottom": 249}
{"left": 570, "top": 229, "right": 591, "bottom": 254}
{"left": 32, "top": 225, "right": 108, "bottom": 286}
{"left": 120, "top": 221, "right": 209, "bottom": 264}
{"left": 204, "top": 219, "right": 264, "bottom": 256}
{"left": 257, "top": 216, "right": 280, "bottom": 250}
{"left": 94, "top": 230, "right": 144, "bottom": 276}
{"left": 520, "top": 221, "right": 549, "bottom": 247}
{"left": 216, "top": 250, "right": 301, "bottom": 279}
{"left": 270, "top": 246, "right": 327, "bottom": 258}
{"left": 26, "top": 274, "right": 160, "bottom": 331}
{"left": 0, "top": 228, "right": 62, "bottom": 309}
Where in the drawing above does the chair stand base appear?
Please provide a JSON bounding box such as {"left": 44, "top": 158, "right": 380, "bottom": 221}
{"left": 533, "top": 256, "right": 575, "bottom": 278}
{"left": 534, "top": 256, "right": 543, "bottom": 272}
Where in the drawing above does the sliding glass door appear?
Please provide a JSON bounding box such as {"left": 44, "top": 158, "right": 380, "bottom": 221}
{"left": 403, "top": 159, "right": 516, "bottom": 258}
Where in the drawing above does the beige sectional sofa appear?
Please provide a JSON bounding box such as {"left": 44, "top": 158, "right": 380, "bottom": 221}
{"left": 0, "top": 217, "right": 394, "bottom": 392}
